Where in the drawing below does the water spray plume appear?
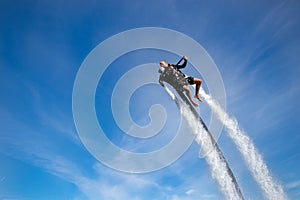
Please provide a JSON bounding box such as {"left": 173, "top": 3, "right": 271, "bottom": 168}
{"left": 164, "top": 86, "right": 244, "bottom": 200}
{"left": 180, "top": 103, "right": 243, "bottom": 200}
{"left": 200, "top": 88, "right": 288, "bottom": 200}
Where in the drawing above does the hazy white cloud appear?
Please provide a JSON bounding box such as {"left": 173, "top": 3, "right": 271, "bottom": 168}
{"left": 1, "top": 128, "right": 160, "bottom": 199}
{"left": 201, "top": 193, "right": 216, "bottom": 199}
{"left": 185, "top": 188, "right": 195, "bottom": 195}
{"left": 286, "top": 180, "right": 300, "bottom": 190}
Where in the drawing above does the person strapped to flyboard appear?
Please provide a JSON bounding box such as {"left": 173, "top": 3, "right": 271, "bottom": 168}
{"left": 159, "top": 56, "right": 203, "bottom": 107}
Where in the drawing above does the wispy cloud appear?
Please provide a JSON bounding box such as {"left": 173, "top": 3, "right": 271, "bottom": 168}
{"left": 286, "top": 180, "right": 300, "bottom": 190}
{"left": 2, "top": 134, "right": 138, "bottom": 199}
{"left": 1, "top": 121, "right": 164, "bottom": 199}
{"left": 2, "top": 121, "right": 221, "bottom": 199}
{"left": 21, "top": 78, "right": 81, "bottom": 145}
{"left": 185, "top": 188, "right": 195, "bottom": 195}
{"left": 171, "top": 192, "right": 216, "bottom": 200}
{"left": 0, "top": 176, "right": 5, "bottom": 183}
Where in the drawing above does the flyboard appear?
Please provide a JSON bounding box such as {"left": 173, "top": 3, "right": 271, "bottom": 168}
{"left": 159, "top": 67, "right": 244, "bottom": 200}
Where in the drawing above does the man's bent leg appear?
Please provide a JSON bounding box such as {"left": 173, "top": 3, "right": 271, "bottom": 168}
{"left": 193, "top": 78, "right": 203, "bottom": 102}
{"left": 183, "top": 85, "right": 198, "bottom": 107}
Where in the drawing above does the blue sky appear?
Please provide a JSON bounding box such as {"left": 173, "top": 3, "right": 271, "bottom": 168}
{"left": 1, "top": 0, "right": 300, "bottom": 199}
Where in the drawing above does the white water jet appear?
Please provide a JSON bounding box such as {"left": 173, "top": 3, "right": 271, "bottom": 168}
{"left": 200, "top": 89, "right": 287, "bottom": 200}
{"left": 179, "top": 102, "right": 242, "bottom": 200}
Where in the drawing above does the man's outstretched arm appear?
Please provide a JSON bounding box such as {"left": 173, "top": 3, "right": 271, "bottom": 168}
{"left": 175, "top": 56, "right": 188, "bottom": 69}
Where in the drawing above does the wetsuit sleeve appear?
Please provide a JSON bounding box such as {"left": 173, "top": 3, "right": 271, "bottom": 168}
{"left": 175, "top": 58, "right": 187, "bottom": 70}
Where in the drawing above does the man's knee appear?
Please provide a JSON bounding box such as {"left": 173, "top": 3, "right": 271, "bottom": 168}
{"left": 195, "top": 78, "right": 202, "bottom": 84}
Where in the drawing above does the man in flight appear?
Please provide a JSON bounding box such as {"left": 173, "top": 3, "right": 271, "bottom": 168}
{"left": 158, "top": 56, "right": 204, "bottom": 107}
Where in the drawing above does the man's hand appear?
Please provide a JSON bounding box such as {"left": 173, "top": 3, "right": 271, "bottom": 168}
{"left": 183, "top": 56, "right": 188, "bottom": 60}
{"left": 159, "top": 79, "right": 165, "bottom": 87}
